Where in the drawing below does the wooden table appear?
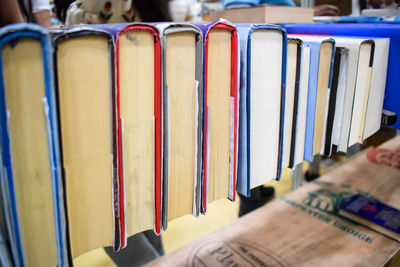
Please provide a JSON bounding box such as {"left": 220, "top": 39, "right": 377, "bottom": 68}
{"left": 148, "top": 136, "right": 400, "bottom": 266}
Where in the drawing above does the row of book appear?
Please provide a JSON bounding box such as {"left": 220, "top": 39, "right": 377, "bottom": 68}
{"left": 0, "top": 21, "right": 390, "bottom": 266}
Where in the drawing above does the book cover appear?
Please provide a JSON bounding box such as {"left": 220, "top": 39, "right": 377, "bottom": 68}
{"left": 339, "top": 194, "right": 400, "bottom": 241}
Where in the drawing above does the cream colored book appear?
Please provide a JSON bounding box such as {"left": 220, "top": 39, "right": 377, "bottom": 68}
{"left": 0, "top": 24, "right": 66, "bottom": 267}
{"left": 53, "top": 28, "right": 115, "bottom": 258}
{"left": 116, "top": 24, "right": 163, "bottom": 241}
{"left": 156, "top": 23, "right": 203, "bottom": 229}
{"left": 199, "top": 20, "right": 239, "bottom": 212}
{"left": 236, "top": 24, "right": 286, "bottom": 197}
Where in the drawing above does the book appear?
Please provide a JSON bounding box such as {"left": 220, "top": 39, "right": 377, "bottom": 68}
{"left": 148, "top": 135, "right": 400, "bottom": 267}
{"left": 288, "top": 35, "right": 335, "bottom": 162}
{"left": 331, "top": 47, "right": 349, "bottom": 153}
{"left": 339, "top": 194, "right": 400, "bottom": 242}
{"left": 155, "top": 23, "right": 204, "bottom": 230}
{"left": 236, "top": 23, "right": 286, "bottom": 196}
{"left": 323, "top": 47, "right": 346, "bottom": 156}
{"left": 293, "top": 41, "right": 311, "bottom": 166}
{"left": 210, "top": 5, "right": 313, "bottom": 24}
{"left": 283, "top": 38, "right": 301, "bottom": 169}
{"left": 92, "top": 23, "right": 164, "bottom": 246}
{"left": 52, "top": 26, "right": 118, "bottom": 257}
{"left": 283, "top": 23, "right": 400, "bottom": 130}
{"left": 362, "top": 38, "right": 389, "bottom": 141}
{"left": 115, "top": 23, "right": 162, "bottom": 244}
{"left": 334, "top": 38, "right": 375, "bottom": 149}
{"left": 195, "top": 20, "right": 239, "bottom": 213}
{"left": 0, "top": 23, "right": 67, "bottom": 267}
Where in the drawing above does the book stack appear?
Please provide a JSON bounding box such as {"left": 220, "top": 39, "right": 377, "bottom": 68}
{"left": 0, "top": 20, "right": 394, "bottom": 265}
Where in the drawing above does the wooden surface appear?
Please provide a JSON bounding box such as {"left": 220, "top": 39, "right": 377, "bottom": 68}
{"left": 148, "top": 136, "right": 400, "bottom": 266}
{"left": 210, "top": 5, "right": 313, "bottom": 24}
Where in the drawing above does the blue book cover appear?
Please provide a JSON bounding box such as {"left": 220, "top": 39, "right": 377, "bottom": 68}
{"left": 235, "top": 23, "right": 287, "bottom": 196}
{"left": 0, "top": 23, "right": 67, "bottom": 266}
{"left": 283, "top": 23, "right": 400, "bottom": 129}
{"left": 340, "top": 194, "right": 400, "bottom": 241}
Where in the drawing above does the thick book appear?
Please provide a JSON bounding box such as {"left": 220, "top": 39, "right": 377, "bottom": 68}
{"left": 92, "top": 22, "right": 164, "bottom": 246}
{"left": 195, "top": 20, "right": 239, "bottom": 213}
{"left": 115, "top": 23, "right": 163, "bottom": 244}
{"left": 0, "top": 23, "right": 67, "bottom": 267}
{"left": 283, "top": 23, "right": 400, "bottom": 130}
{"left": 51, "top": 26, "right": 119, "bottom": 257}
{"left": 283, "top": 38, "right": 302, "bottom": 169}
{"left": 288, "top": 35, "right": 335, "bottom": 162}
{"left": 236, "top": 23, "right": 287, "bottom": 197}
{"left": 210, "top": 5, "right": 313, "bottom": 24}
{"left": 155, "top": 23, "right": 204, "bottom": 230}
{"left": 339, "top": 194, "right": 400, "bottom": 242}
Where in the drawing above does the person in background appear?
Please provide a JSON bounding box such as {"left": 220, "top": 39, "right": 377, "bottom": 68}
{"left": 0, "top": 0, "right": 52, "bottom": 27}
{"left": 53, "top": 0, "right": 171, "bottom": 24}
{"left": 0, "top": 0, "right": 25, "bottom": 27}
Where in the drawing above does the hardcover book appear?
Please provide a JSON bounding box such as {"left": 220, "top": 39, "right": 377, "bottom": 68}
{"left": 155, "top": 23, "right": 204, "bottom": 230}
{"left": 92, "top": 22, "right": 164, "bottom": 246}
{"left": 236, "top": 23, "right": 287, "bottom": 196}
{"left": 283, "top": 38, "right": 302, "bottom": 169}
{"left": 323, "top": 47, "right": 346, "bottom": 156}
{"left": 195, "top": 20, "right": 239, "bottom": 213}
{"left": 0, "top": 23, "right": 67, "bottom": 267}
{"left": 52, "top": 26, "right": 118, "bottom": 257}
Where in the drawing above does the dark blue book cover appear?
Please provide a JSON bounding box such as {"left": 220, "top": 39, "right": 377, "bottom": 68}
{"left": 340, "top": 193, "right": 400, "bottom": 241}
